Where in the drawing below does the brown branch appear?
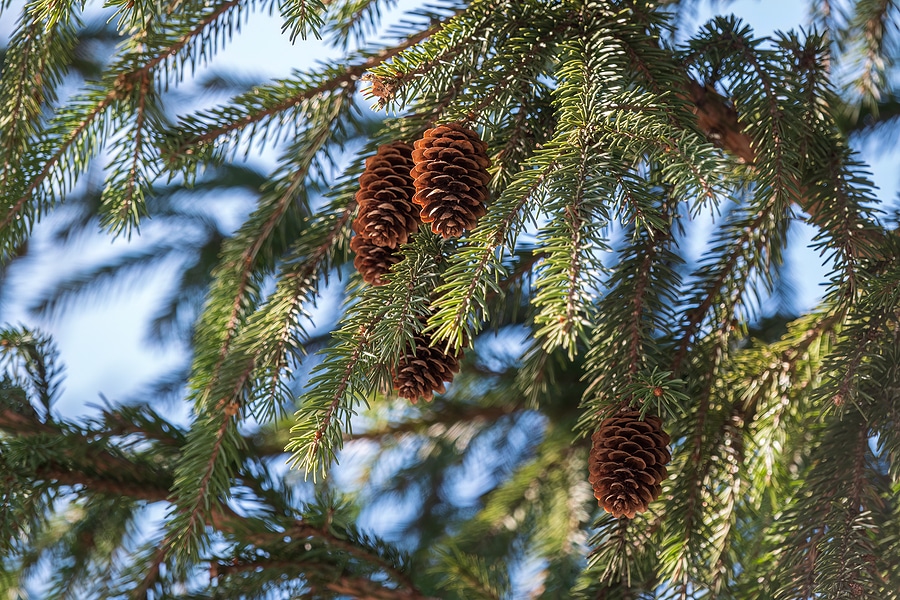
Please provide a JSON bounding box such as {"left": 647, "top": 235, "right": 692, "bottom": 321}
{"left": 0, "top": 407, "right": 175, "bottom": 501}
{"left": 344, "top": 403, "right": 521, "bottom": 442}
{"left": 325, "top": 575, "right": 433, "bottom": 600}
{"left": 34, "top": 467, "right": 171, "bottom": 502}
{"left": 102, "top": 413, "right": 183, "bottom": 447}
{"left": 686, "top": 80, "right": 755, "bottom": 164}
{"left": 0, "top": 406, "right": 54, "bottom": 435}
{"left": 210, "top": 557, "right": 310, "bottom": 577}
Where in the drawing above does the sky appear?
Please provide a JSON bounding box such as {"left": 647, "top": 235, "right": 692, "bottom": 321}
{"left": 0, "top": 0, "right": 898, "bottom": 418}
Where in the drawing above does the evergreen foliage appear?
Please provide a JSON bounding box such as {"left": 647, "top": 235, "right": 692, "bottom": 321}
{"left": 1, "top": 0, "right": 900, "bottom": 597}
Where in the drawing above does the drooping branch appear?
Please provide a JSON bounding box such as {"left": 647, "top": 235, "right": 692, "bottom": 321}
{"left": 685, "top": 75, "right": 888, "bottom": 255}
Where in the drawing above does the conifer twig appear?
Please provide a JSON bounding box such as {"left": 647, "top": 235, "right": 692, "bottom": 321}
{"left": 344, "top": 404, "right": 522, "bottom": 441}
{"left": 34, "top": 468, "right": 171, "bottom": 502}
{"left": 0, "top": 406, "right": 174, "bottom": 500}
{"left": 686, "top": 76, "right": 888, "bottom": 254}
{"left": 325, "top": 576, "right": 435, "bottom": 599}
{"left": 168, "top": 20, "right": 445, "bottom": 157}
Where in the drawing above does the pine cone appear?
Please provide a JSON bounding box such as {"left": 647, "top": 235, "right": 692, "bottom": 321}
{"left": 410, "top": 123, "right": 491, "bottom": 239}
{"left": 353, "top": 142, "right": 420, "bottom": 249}
{"left": 350, "top": 235, "right": 401, "bottom": 286}
{"left": 588, "top": 410, "right": 671, "bottom": 519}
{"left": 392, "top": 327, "right": 462, "bottom": 403}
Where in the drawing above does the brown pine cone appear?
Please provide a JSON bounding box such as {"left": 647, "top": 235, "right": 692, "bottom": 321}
{"left": 392, "top": 327, "right": 462, "bottom": 403}
{"left": 410, "top": 123, "right": 491, "bottom": 239}
{"left": 353, "top": 142, "right": 420, "bottom": 249}
{"left": 350, "top": 235, "right": 401, "bottom": 286}
{"left": 588, "top": 410, "right": 671, "bottom": 519}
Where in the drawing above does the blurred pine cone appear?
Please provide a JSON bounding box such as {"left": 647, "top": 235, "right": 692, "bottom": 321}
{"left": 392, "top": 326, "right": 462, "bottom": 403}
{"left": 410, "top": 123, "right": 491, "bottom": 238}
{"left": 350, "top": 235, "right": 401, "bottom": 286}
{"left": 588, "top": 410, "right": 671, "bottom": 519}
{"left": 353, "top": 142, "right": 419, "bottom": 249}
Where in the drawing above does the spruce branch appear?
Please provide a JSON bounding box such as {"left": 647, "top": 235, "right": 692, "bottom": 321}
{"left": 289, "top": 227, "right": 445, "bottom": 478}
{"left": 0, "top": 328, "right": 63, "bottom": 417}
{"left": 280, "top": 0, "right": 327, "bottom": 42}
{"left": 165, "top": 21, "right": 441, "bottom": 163}
{"left": 443, "top": 12, "right": 575, "bottom": 126}
{"left": 97, "top": 72, "right": 159, "bottom": 236}
{"left": 370, "top": 233, "right": 447, "bottom": 361}
{"left": 681, "top": 22, "right": 887, "bottom": 270}
{"left": 288, "top": 322, "right": 376, "bottom": 478}
{"left": 671, "top": 200, "right": 790, "bottom": 374}
{"left": 131, "top": 0, "right": 248, "bottom": 83}
{"left": 581, "top": 188, "right": 683, "bottom": 423}
{"left": 429, "top": 154, "right": 563, "bottom": 349}
{"left": 323, "top": 0, "right": 395, "bottom": 49}
{"left": 237, "top": 198, "right": 356, "bottom": 421}
{"left": 283, "top": 519, "right": 421, "bottom": 594}
{"left": 366, "top": 1, "right": 493, "bottom": 107}
{"left": 2, "top": 1, "right": 900, "bottom": 597}
{"left": 846, "top": 0, "right": 899, "bottom": 108}
{"left": 433, "top": 544, "right": 509, "bottom": 600}
{"left": 367, "top": 0, "right": 562, "bottom": 114}
{"left": 1, "top": 0, "right": 286, "bottom": 256}
{"left": 179, "top": 90, "right": 353, "bottom": 509}
{"left": 530, "top": 31, "right": 608, "bottom": 359}
{"left": 0, "top": 5, "right": 78, "bottom": 203}
{"left": 0, "top": 402, "right": 174, "bottom": 503}
{"left": 0, "top": 85, "right": 118, "bottom": 257}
